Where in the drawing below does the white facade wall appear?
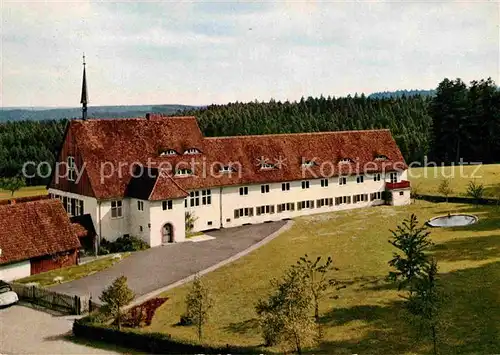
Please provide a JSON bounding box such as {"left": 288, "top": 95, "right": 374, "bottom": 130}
{"left": 149, "top": 199, "right": 186, "bottom": 247}
{"left": 185, "top": 188, "right": 222, "bottom": 232}
{"left": 51, "top": 170, "right": 409, "bottom": 247}
{"left": 0, "top": 260, "right": 31, "bottom": 281}
{"left": 391, "top": 189, "right": 411, "bottom": 206}
{"left": 129, "top": 198, "right": 151, "bottom": 244}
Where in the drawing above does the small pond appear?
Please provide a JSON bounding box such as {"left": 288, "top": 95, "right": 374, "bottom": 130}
{"left": 427, "top": 214, "right": 478, "bottom": 227}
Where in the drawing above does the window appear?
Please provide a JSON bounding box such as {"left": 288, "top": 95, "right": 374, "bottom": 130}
{"left": 234, "top": 207, "right": 254, "bottom": 219}
{"left": 202, "top": 190, "right": 211, "bottom": 205}
{"left": 339, "top": 177, "right": 347, "bottom": 185}
{"left": 190, "top": 191, "right": 200, "bottom": 207}
{"left": 399, "top": 191, "right": 404, "bottom": 196}
{"left": 356, "top": 175, "right": 364, "bottom": 184}
{"left": 375, "top": 154, "right": 388, "bottom": 161}
{"left": 65, "top": 197, "right": 71, "bottom": 215}
{"left": 374, "top": 174, "right": 381, "bottom": 182}
{"left": 260, "top": 162, "right": 276, "bottom": 170}
{"left": 220, "top": 166, "right": 236, "bottom": 173}
{"left": 282, "top": 182, "right": 290, "bottom": 191}
{"left": 339, "top": 158, "right": 353, "bottom": 163}
{"left": 184, "top": 199, "right": 187, "bottom": 208}
{"left": 370, "top": 192, "right": 382, "bottom": 201}
{"left": 139, "top": 226, "right": 143, "bottom": 232}
{"left": 159, "top": 149, "right": 177, "bottom": 156}
{"left": 111, "top": 200, "right": 123, "bottom": 218}
{"left": 316, "top": 198, "right": 332, "bottom": 208}
{"left": 162, "top": 200, "right": 173, "bottom": 210}
{"left": 207, "top": 221, "right": 213, "bottom": 226}
{"left": 256, "top": 205, "right": 275, "bottom": 215}
{"left": 261, "top": 184, "right": 270, "bottom": 194}
{"left": 390, "top": 172, "right": 398, "bottom": 183}
{"left": 320, "top": 179, "right": 328, "bottom": 187}
{"left": 353, "top": 194, "right": 369, "bottom": 203}
{"left": 67, "top": 156, "right": 76, "bottom": 181}
{"left": 298, "top": 200, "right": 314, "bottom": 210}
{"left": 302, "top": 161, "right": 316, "bottom": 167}
{"left": 239, "top": 187, "right": 249, "bottom": 195}
{"left": 301, "top": 181, "right": 310, "bottom": 189}
{"left": 184, "top": 148, "right": 200, "bottom": 155}
{"left": 175, "top": 168, "right": 193, "bottom": 176}
{"left": 137, "top": 200, "right": 144, "bottom": 211}
{"left": 278, "top": 203, "right": 295, "bottom": 213}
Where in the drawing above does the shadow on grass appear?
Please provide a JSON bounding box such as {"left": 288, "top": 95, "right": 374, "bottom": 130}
{"left": 312, "top": 261, "right": 500, "bottom": 355}
{"left": 44, "top": 331, "right": 145, "bottom": 354}
{"left": 224, "top": 318, "right": 260, "bottom": 336}
{"left": 430, "top": 234, "right": 500, "bottom": 262}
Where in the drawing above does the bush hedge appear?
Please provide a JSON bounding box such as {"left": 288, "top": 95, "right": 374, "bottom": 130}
{"left": 73, "top": 315, "right": 263, "bottom": 354}
{"left": 99, "top": 235, "right": 149, "bottom": 255}
{"left": 416, "top": 194, "right": 499, "bottom": 205}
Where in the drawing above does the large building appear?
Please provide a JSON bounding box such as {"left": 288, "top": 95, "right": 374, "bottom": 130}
{"left": 47, "top": 114, "right": 411, "bottom": 248}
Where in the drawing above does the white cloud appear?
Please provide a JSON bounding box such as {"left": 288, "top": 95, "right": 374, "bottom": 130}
{"left": 1, "top": 0, "right": 498, "bottom": 107}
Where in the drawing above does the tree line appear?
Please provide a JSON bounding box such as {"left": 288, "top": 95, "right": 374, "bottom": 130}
{"left": 0, "top": 77, "right": 498, "bottom": 186}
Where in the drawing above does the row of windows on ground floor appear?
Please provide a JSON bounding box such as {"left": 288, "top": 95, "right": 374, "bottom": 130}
{"left": 234, "top": 191, "right": 386, "bottom": 219}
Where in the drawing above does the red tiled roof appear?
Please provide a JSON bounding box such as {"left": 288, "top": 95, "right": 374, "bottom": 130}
{"left": 71, "top": 223, "right": 88, "bottom": 238}
{"left": 0, "top": 199, "right": 81, "bottom": 265}
{"left": 54, "top": 115, "right": 407, "bottom": 200}
{"left": 0, "top": 195, "right": 49, "bottom": 206}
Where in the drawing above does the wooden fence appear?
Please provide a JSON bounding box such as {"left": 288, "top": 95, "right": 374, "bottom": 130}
{"left": 10, "top": 283, "right": 90, "bottom": 315}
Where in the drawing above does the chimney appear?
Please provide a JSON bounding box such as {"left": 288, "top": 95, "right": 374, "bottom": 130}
{"left": 145, "top": 113, "right": 151, "bottom": 120}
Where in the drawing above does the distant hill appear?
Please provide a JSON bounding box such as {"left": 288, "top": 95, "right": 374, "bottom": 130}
{"left": 368, "top": 89, "right": 436, "bottom": 99}
{"left": 0, "top": 104, "right": 200, "bottom": 122}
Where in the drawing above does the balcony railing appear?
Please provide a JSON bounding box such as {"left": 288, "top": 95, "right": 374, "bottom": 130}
{"left": 386, "top": 180, "right": 411, "bottom": 190}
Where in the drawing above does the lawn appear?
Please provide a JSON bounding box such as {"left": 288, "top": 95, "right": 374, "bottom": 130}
{"left": 408, "top": 164, "right": 500, "bottom": 198}
{"left": 146, "top": 201, "right": 500, "bottom": 354}
{"left": 16, "top": 253, "right": 130, "bottom": 287}
{"left": 0, "top": 185, "right": 47, "bottom": 200}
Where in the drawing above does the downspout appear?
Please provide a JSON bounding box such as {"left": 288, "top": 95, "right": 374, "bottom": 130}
{"left": 97, "top": 200, "right": 102, "bottom": 256}
{"left": 219, "top": 187, "right": 223, "bottom": 228}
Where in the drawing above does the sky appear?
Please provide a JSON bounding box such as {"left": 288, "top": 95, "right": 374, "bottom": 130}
{"left": 1, "top": 0, "right": 498, "bottom": 107}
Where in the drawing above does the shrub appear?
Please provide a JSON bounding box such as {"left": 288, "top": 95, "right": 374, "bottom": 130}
{"left": 99, "top": 236, "right": 148, "bottom": 255}
{"left": 122, "top": 298, "right": 168, "bottom": 328}
{"left": 466, "top": 180, "right": 485, "bottom": 204}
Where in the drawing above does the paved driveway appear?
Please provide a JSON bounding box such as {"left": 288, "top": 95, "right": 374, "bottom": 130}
{"left": 0, "top": 304, "right": 123, "bottom": 354}
{"left": 51, "top": 221, "right": 286, "bottom": 302}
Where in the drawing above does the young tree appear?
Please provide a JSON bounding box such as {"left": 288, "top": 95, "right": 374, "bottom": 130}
{"left": 292, "top": 254, "right": 341, "bottom": 337}
{"left": 406, "top": 259, "right": 443, "bottom": 355}
{"left": 0, "top": 176, "right": 26, "bottom": 196}
{"left": 410, "top": 183, "right": 421, "bottom": 203}
{"left": 185, "top": 211, "right": 198, "bottom": 235}
{"left": 256, "top": 267, "right": 317, "bottom": 354}
{"left": 183, "top": 274, "right": 212, "bottom": 342}
{"left": 388, "top": 214, "right": 433, "bottom": 293}
{"left": 466, "top": 179, "right": 485, "bottom": 205}
{"left": 437, "top": 178, "right": 453, "bottom": 203}
{"left": 99, "top": 276, "right": 135, "bottom": 330}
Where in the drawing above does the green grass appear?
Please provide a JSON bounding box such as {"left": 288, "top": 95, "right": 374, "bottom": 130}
{"left": 146, "top": 201, "right": 500, "bottom": 354}
{"left": 409, "top": 164, "right": 500, "bottom": 198}
{"left": 0, "top": 185, "right": 47, "bottom": 200}
{"left": 16, "top": 253, "right": 130, "bottom": 287}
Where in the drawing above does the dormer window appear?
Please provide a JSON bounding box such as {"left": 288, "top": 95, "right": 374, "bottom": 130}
{"left": 260, "top": 163, "right": 276, "bottom": 170}
{"left": 175, "top": 168, "right": 193, "bottom": 176}
{"left": 159, "top": 149, "right": 177, "bottom": 157}
{"left": 338, "top": 158, "right": 354, "bottom": 164}
{"left": 302, "top": 161, "right": 316, "bottom": 167}
{"left": 220, "top": 165, "right": 237, "bottom": 173}
{"left": 184, "top": 148, "right": 200, "bottom": 155}
{"left": 374, "top": 154, "right": 388, "bottom": 161}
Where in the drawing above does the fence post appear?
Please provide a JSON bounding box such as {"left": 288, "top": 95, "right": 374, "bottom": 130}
{"left": 31, "top": 285, "right": 36, "bottom": 301}
{"left": 74, "top": 295, "right": 80, "bottom": 315}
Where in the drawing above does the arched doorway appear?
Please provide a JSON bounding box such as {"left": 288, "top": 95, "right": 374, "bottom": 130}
{"left": 161, "top": 223, "right": 174, "bottom": 244}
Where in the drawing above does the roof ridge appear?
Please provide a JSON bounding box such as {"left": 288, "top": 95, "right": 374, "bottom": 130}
{"left": 204, "top": 128, "right": 391, "bottom": 140}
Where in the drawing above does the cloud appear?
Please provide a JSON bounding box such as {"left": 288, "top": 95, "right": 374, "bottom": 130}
{"left": 1, "top": 0, "right": 498, "bottom": 107}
